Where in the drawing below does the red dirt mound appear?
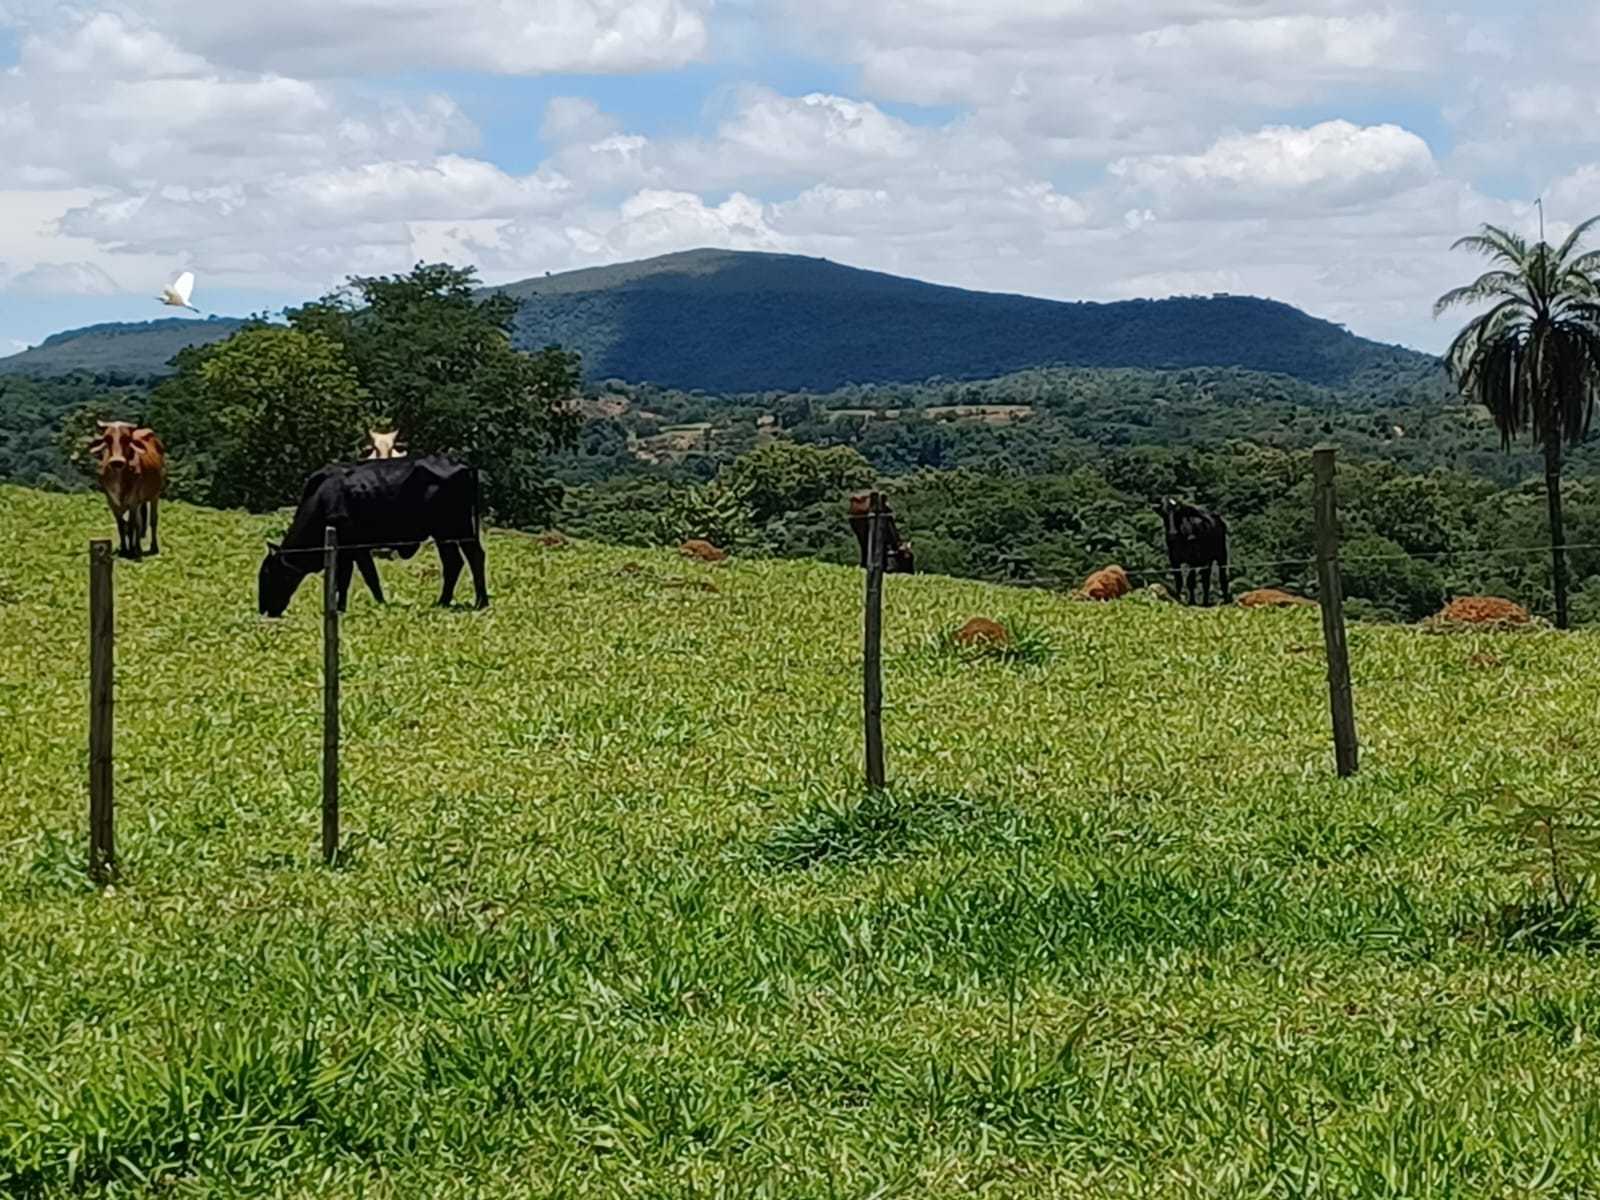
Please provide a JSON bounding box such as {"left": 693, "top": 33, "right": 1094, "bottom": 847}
{"left": 535, "top": 532, "right": 568, "bottom": 548}
{"left": 679, "top": 539, "right": 728, "bottom": 563}
{"left": 1238, "top": 588, "right": 1314, "bottom": 609}
{"left": 1077, "top": 565, "right": 1130, "bottom": 601}
{"left": 954, "top": 617, "right": 1009, "bottom": 648}
{"left": 1434, "top": 596, "right": 1531, "bottom": 627}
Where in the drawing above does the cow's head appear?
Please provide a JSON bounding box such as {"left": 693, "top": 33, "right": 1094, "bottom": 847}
{"left": 90, "top": 421, "right": 149, "bottom": 471}
{"left": 1153, "top": 496, "right": 1181, "bottom": 538}
{"left": 366, "top": 429, "right": 405, "bottom": 460}
{"left": 258, "top": 541, "right": 305, "bottom": 618}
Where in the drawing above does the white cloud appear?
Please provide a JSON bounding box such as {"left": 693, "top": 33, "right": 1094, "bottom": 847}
{"left": 6, "top": 261, "right": 121, "bottom": 296}
{"left": 541, "top": 97, "right": 621, "bottom": 145}
{"left": 0, "top": 0, "right": 1591, "bottom": 358}
{"left": 4, "top": 0, "right": 713, "bottom": 76}
{"left": 1111, "top": 121, "right": 1438, "bottom": 216}
{"left": 0, "top": 14, "right": 471, "bottom": 192}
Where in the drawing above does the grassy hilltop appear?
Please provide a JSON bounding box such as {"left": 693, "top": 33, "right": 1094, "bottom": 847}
{"left": 4, "top": 485, "right": 1600, "bottom": 1196}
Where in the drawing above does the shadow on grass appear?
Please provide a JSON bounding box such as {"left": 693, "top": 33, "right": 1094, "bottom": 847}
{"left": 757, "top": 787, "right": 1025, "bottom": 872}
{"left": 1466, "top": 898, "right": 1600, "bottom": 955}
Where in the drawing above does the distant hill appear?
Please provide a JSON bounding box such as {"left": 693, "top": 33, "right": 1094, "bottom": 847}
{"left": 0, "top": 317, "right": 247, "bottom": 380}
{"left": 496, "top": 249, "right": 1434, "bottom": 392}
{"left": 0, "top": 251, "right": 1434, "bottom": 392}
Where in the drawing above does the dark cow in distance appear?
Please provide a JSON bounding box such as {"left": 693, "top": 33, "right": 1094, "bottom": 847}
{"left": 258, "top": 455, "right": 487, "bottom": 618}
{"left": 1154, "top": 496, "right": 1229, "bottom": 606}
{"left": 848, "top": 492, "right": 915, "bottom": 574}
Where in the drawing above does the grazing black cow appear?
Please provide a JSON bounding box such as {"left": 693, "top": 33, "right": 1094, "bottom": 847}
{"left": 258, "top": 455, "right": 487, "bottom": 618}
{"left": 848, "top": 492, "right": 915, "bottom": 574}
{"left": 1154, "top": 496, "right": 1230, "bottom": 606}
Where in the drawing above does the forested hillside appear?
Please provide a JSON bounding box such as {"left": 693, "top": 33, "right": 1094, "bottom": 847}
{"left": 0, "top": 318, "right": 245, "bottom": 381}
{"left": 0, "top": 250, "right": 1430, "bottom": 392}
{"left": 498, "top": 249, "right": 1433, "bottom": 391}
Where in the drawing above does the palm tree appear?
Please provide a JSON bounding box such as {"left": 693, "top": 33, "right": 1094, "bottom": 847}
{"left": 1435, "top": 217, "right": 1600, "bottom": 629}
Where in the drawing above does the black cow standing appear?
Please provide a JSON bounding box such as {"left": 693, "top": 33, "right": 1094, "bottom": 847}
{"left": 258, "top": 456, "right": 488, "bottom": 618}
{"left": 848, "top": 493, "right": 915, "bottom": 573}
{"left": 1154, "top": 496, "right": 1230, "bottom": 606}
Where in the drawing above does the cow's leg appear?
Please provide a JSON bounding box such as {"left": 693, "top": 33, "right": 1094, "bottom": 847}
{"left": 117, "top": 510, "right": 135, "bottom": 559}
{"left": 1170, "top": 564, "right": 1184, "bottom": 603}
{"left": 1216, "top": 556, "right": 1229, "bottom": 604}
{"left": 354, "top": 551, "right": 384, "bottom": 605}
{"left": 1186, "top": 565, "right": 1198, "bottom": 606}
{"left": 462, "top": 538, "right": 490, "bottom": 609}
{"left": 147, "top": 498, "right": 160, "bottom": 556}
{"left": 436, "top": 541, "right": 464, "bottom": 606}
{"left": 335, "top": 553, "right": 356, "bottom": 613}
{"left": 1201, "top": 563, "right": 1212, "bottom": 607}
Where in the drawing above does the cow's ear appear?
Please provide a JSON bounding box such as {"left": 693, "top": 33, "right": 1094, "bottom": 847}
{"left": 266, "top": 540, "right": 281, "bottom": 555}
{"left": 96, "top": 420, "right": 111, "bottom": 430}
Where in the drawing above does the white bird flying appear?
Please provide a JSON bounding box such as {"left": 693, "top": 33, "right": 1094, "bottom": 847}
{"left": 157, "top": 271, "right": 199, "bottom": 313}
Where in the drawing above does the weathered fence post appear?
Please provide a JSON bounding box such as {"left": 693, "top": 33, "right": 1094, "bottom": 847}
{"left": 863, "top": 492, "right": 887, "bottom": 791}
{"left": 322, "top": 525, "right": 340, "bottom": 863}
{"left": 1312, "top": 447, "right": 1359, "bottom": 777}
{"left": 89, "top": 539, "right": 115, "bottom": 884}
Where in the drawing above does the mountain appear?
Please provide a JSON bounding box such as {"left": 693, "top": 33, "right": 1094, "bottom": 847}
{"left": 495, "top": 248, "right": 1434, "bottom": 392}
{"left": 0, "top": 317, "right": 247, "bottom": 380}
{"left": 0, "top": 250, "right": 1434, "bottom": 391}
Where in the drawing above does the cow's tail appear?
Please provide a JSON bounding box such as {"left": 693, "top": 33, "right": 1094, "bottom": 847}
{"left": 1217, "top": 517, "right": 1231, "bottom": 600}
{"left": 471, "top": 466, "right": 482, "bottom": 541}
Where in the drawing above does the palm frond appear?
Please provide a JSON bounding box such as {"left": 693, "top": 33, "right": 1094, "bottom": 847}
{"left": 1452, "top": 224, "right": 1532, "bottom": 266}
{"left": 1554, "top": 214, "right": 1600, "bottom": 264}
{"left": 1433, "top": 274, "right": 1531, "bottom": 318}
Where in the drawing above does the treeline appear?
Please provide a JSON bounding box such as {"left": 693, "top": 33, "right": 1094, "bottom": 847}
{"left": 559, "top": 439, "right": 1600, "bottom": 625}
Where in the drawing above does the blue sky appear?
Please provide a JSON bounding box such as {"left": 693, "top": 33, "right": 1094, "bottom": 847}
{"left": 0, "top": 1, "right": 1595, "bottom": 356}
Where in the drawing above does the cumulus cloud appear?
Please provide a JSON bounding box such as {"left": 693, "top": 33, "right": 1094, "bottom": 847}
{"left": 1111, "top": 121, "right": 1438, "bottom": 216}
{"left": 780, "top": 0, "right": 1428, "bottom": 133}
{"left": 541, "top": 97, "right": 621, "bottom": 146}
{"left": 7, "top": 261, "right": 121, "bottom": 296}
{"left": 0, "top": 13, "right": 471, "bottom": 192}
{"left": 0, "top": 0, "right": 1592, "bottom": 356}
{"left": 4, "top": 0, "right": 713, "bottom": 76}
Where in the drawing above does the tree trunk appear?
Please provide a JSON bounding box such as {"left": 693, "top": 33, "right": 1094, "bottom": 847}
{"left": 1546, "top": 433, "right": 1570, "bottom": 630}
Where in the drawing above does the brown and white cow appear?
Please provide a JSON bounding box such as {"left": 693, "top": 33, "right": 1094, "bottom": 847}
{"left": 90, "top": 422, "right": 166, "bottom": 559}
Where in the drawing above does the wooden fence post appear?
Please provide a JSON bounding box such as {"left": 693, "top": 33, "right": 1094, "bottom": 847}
{"left": 322, "top": 526, "right": 340, "bottom": 863}
{"left": 863, "top": 492, "right": 887, "bottom": 791}
{"left": 1312, "top": 447, "right": 1359, "bottom": 777}
{"left": 89, "top": 539, "right": 115, "bottom": 884}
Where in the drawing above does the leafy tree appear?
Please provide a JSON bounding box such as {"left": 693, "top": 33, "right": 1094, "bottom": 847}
{"left": 655, "top": 481, "right": 758, "bottom": 550}
{"left": 1340, "top": 534, "right": 1442, "bottom": 622}
{"left": 718, "top": 443, "right": 875, "bottom": 525}
{"left": 1436, "top": 217, "right": 1600, "bottom": 628}
{"left": 150, "top": 327, "right": 370, "bottom": 512}
{"left": 288, "top": 262, "right": 581, "bottom": 528}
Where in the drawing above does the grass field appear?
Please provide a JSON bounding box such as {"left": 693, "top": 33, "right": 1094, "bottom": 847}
{"left": 5, "top": 484, "right": 1600, "bottom": 1197}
